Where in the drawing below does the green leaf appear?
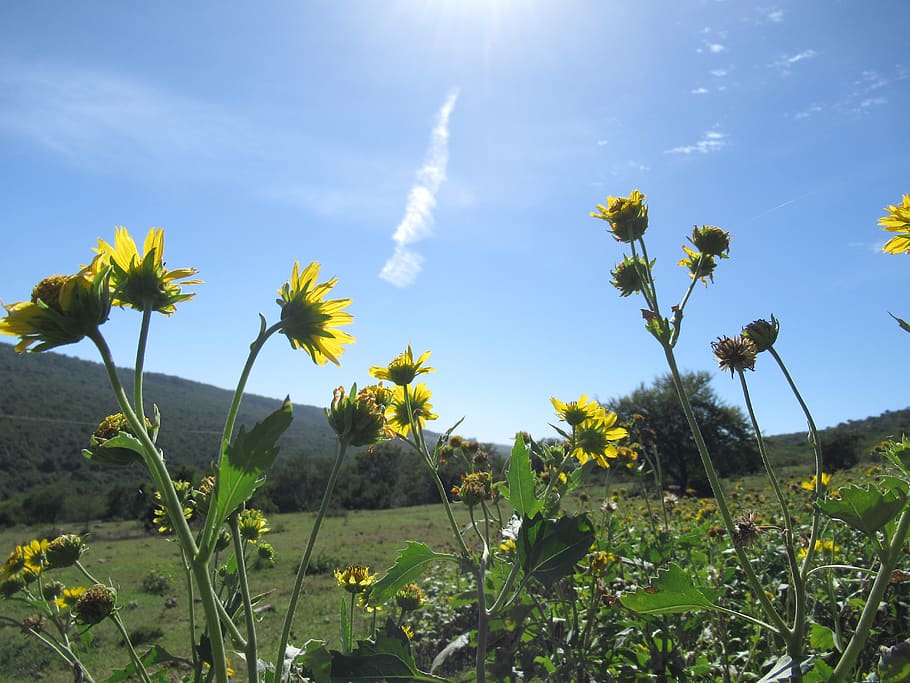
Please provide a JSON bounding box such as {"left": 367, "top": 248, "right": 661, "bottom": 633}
{"left": 816, "top": 483, "right": 908, "bottom": 538}
{"left": 517, "top": 513, "right": 595, "bottom": 588}
{"left": 368, "top": 542, "right": 458, "bottom": 605}
{"left": 620, "top": 563, "right": 718, "bottom": 614}
{"left": 83, "top": 432, "right": 146, "bottom": 466}
{"left": 880, "top": 638, "right": 910, "bottom": 683}
{"left": 100, "top": 645, "right": 184, "bottom": 683}
{"left": 504, "top": 436, "right": 541, "bottom": 517}
{"left": 293, "top": 639, "right": 332, "bottom": 683}
{"left": 214, "top": 398, "right": 293, "bottom": 524}
{"left": 328, "top": 621, "right": 445, "bottom": 682}
{"left": 808, "top": 623, "right": 835, "bottom": 651}
{"left": 756, "top": 654, "right": 814, "bottom": 682}
{"left": 890, "top": 312, "right": 910, "bottom": 334}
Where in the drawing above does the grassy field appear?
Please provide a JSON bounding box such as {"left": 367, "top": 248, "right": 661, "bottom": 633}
{"left": 0, "top": 504, "right": 479, "bottom": 682}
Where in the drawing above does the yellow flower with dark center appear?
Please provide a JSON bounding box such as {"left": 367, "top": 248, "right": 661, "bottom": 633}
{"left": 387, "top": 383, "right": 438, "bottom": 436}
{"left": 395, "top": 583, "right": 424, "bottom": 612}
{"left": 880, "top": 194, "right": 910, "bottom": 254}
{"left": 370, "top": 345, "right": 435, "bottom": 386}
{"left": 0, "top": 267, "right": 112, "bottom": 353}
{"left": 586, "top": 550, "right": 615, "bottom": 577}
{"left": 152, "top": 480, "right": 194, "bottom": 534}
{"left": 277, "top": 261, "right": 354, "bottom": 366}
{"left": 55, "top": 586, "right": 87, "bottom": 609}
{"left": 678, "top": 245, "right": 717, "bottom": 284}
{"left": 21, "top": 539, "right": 49, "bottom": 575}
{"left": 572, "top": 411, "right": 627, "bottom": 468}
{"left": 334, "top": 564, "right": 375, "bottom": 594}
{"left": 712, "top": 335, "right": 757, "bottom": 375}
{"left": 94, "top": 226, "right": 202, "bottom": 315}
{"left": 237, "top": 509, "right": 270, "bottom": 543}
{"left": 797, "top": 538, "right": 839, "bottom": 560}
{"left": 551, "top": 394, "right": 600, "bottom": 427}
{"left": 591, "top": 190, "right": 649, "bottom": 242}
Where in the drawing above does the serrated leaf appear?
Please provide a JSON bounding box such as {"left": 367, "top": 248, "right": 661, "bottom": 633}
{"left": 808, "top": 622, "right": 835, "bottom": 651}
{"left": 517, "top": 513, "right": 595, "bottom": 588}
{"left": 83, "top": 432, "right": 147, "bottom": 466}
{"left": 816, "top": 483, "right": 908, "bottom": 538}
{"left": 620, "top": 563, "right": 718, "bottom": 614}
{"left": 368, "top": 542, "right": 458, "bottom": 605}
{"left": 505, "top": 436, "right": 541, "bottom": 517}
{"left": 214, "top": 398, "right": 293, "bottom": 524}
{"left": 880, "top": 638, "right": 910, "bottom": 683}
{"left": 294, "top": 639, "right": 332, "bottom": 683}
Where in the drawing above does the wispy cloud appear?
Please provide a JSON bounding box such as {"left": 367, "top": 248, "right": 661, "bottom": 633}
{"left": 691, "top": 87, "right": 709, "bottom": 95}
{"left": 857, "top": 96, "right": 888, "bottom": 110}
{"left": 711, "top": 68, "right": 728, "bottom": 78}
{"left": 380, "top": 89, "right": 459, "bottom": 288}
{"left": 792, "top": 103, "right": 823, "bottom": 120}
{"left": 596, "top": 139, "right": 609, "bottom": 146}
{"left": 759, "top": 7, "right": 784, "bottom": 23}
{"left": 665, "top": 129, "right": 728, "bottom": 155}
{"left": 770, "top": 49, "right": 818, "bottom": 75}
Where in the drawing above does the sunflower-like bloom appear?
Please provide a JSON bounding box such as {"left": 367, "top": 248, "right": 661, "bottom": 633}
{"left": 387, "top": 382, "right": 438, "bottom": 436}
{"left": 395, "top": 583, "right": 424, "bottom": 612}
{"left": 797, "top": 538, "right": 839, "bottom": 560}
{"left": 54, "top": 586, "right": 87, "bottom": 609}
{"left": 277, "top": 261, "right": 354, "bottom": 366}
{"left": 800, "top": 472, "right": 832, "bottom": 491}
{"left": 152, "top": 480, "right": 195, "bottom": 534}
{"left": 326, "top": 383, "right": 394, "bottom": 447}
{"left": 572, "top": 411, "right": 628, "bottom": 468}
{"left": 678, "top": 245, "right": 717, "bottom": 285}
{"left": 74, "top": 584, "right": 117, "bottom": 625}
{"left": 1, "top": 539, "right": 48, "bottom": 583}
{"left": 712, "top": 335, "right": 757, "bottom": 375}
{"left": 334, "top": 564, "right": 375, "bottom": 594}
{"left": 370, "top": 345, "right": 435, "bottom": 385}
{"left": 591, "top": 190, "right": 649, "bottom": 242}
{"left": 880, "top": 194, "right": 910, "bottom": 254}
{"left": 237, "top": 508, "right": 270, "bottom": 543}
{"left": 0, "top": 267, "right": 112, "bottom": 353}
{"left": 551, "top": 394, "right": 600, "bottom": 427}
{"left": 689, "top": 225, "right": 730, "bottom": 258}
{"left": 45, "top": 535, "right": 84, "bottom": 570}
{"left": 94, "top": 226, "right": 202, "bottom": 315}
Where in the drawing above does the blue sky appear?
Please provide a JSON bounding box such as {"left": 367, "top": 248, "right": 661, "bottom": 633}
{"left": 1, "top": 1, "right": 908, "bottom": 447}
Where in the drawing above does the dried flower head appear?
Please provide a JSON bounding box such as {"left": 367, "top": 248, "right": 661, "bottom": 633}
{"left": 712, "top": 335, "right": 757, "bottom": 375}
{"left": 732, "top": 512, "right": 761, "bottom": 548}
{"left": 75, "top": 584, "right": 117, "bottom": 625}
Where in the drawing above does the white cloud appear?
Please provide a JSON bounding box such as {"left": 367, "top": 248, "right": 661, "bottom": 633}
{"left": 762, "top": 7, "right": 784, "bottom": 23}
{"left": 771, "top": 49, "right": 818, "bottom": 74}
{"left": 380, "top": 89, "right": 459, "bottom": 288}
{"left": 858, "top": 96, "right": 887, "bottom": 109}
{"left": 706, "top": 43, "right": 726, "bottom": 53}
{"left": 691, "top": 87, "right": 709, "bottom": 95}
{"left": 596, "top": 139, "right": 609, "bottom": 146}
{"left": 711, "top": 68, "right": 728, "bottom": 78}
{"left": 627, "top": 161, "right": 651, "bottom": 172}
{"left": 792, "top": 103, "right": 823, "bottom": 120}
{"left": 665, "top": 129, "right": 728, "bottom": 155}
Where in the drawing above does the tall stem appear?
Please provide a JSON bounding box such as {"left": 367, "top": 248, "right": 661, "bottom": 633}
{"left": 274, "top": 438, "right": 349, "bottom": 683}
{"left": 133, "top": 306, "right": 153, "bottom": 427}
{"left": 229, "top": 515, "right": 259, "bottom": 683}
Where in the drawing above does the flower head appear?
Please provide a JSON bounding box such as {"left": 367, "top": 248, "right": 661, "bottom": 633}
{"left": 610, "top": 255, "right": 652, "bottom": 297}
{"left": 879, "top": 194, "right": 910, "bottom": 254}
{"left": 551, "top": 394, "right": 600, "bottom": 428}
{"left": 451, "top": 471, "right": 492, "bottom": 506}
{"left": 0, "top": 268, "right": 112, "bottom": 353}
{"left": 54, "top": 586, "right": 87, "bottom": 609}
{"left": 742, "top": 316, "right": 779, "bottom": 353}
{"left": 45, "top": 535, "right": 84, "bottom": 570}
{"left": 800, "top": 472, "right": 832, "bottom": 491}
{"left": 277, "top": 261, "right": 354, "bottom": 366}
{"left": 732, "top": 512, "right": 761, "bottom": 548}
{"left": 334, "top": 564, "right": 375, "bottom": 594}
{"left": 387, "top": 383, "right": 438, "bottom": 437}
{"left": 395, "top": 583, "right": 424, "bottom": 612}
{"left": 370, "top": 345, "right": 434, "bottom": 386}
{"left": 591, "top": 190, "right": 649, "bottom": 242}
{"left": 712, "top": 335, "right": 757, "bottom": 375}
{"left": 572, "top": 411, "right": 628, "bottom": 468}
{"left": 85, "top": 412, "right": 153, "bottom": 466}
{"left": 689, "top": 225, "right": 730, "bottom": 258}
{"left": 678, "top": 245, "right": 717, "bottom": 284}
{"left": 237, "top": 509, "right": 270, "bottom": 543}
{"left": 326, "top": 383, "right": 394, "bottom": 447}
{"left": 74, "top": 584, "right": 117, "bottom": 625}
{"left": 94, "top": 226, "right": 201, "bottom": 314}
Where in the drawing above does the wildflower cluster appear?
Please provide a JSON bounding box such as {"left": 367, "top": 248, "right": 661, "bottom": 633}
{"left": 326, "top": 382, "right": 394, "bottom": 447}
{"left": 551, "top": 395, "right": 628, "bottom": 468}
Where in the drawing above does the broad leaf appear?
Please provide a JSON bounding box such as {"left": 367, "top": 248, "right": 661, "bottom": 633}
{"left": 756, "top": 654, "right": 815, "bottom": 683}
{"left": 369, "top": 542, "right": 458, "bottom": 605}
{"left": 517, "top": 513, "right": 594, "bottom": 588}
{"left": 214, "top": 398, "right": 293, "bottom": 524}
{"left": 504, "top": 436, "right": 541, "bottom": 517}
{"left": 83, "top": 431, "right": 146, "bottom": 466}
{"left": 816, "top": 483, "right": 908, "bottom": 538}
{"left": 620, "top": 563, "right": 717, "bottom": 614}
{"left": 328, "top": 621, "right": 445, "bottom": 682}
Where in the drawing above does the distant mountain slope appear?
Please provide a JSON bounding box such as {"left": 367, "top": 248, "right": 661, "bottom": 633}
{"left": 0, "top": 342, "right": 338, "bottom": 504}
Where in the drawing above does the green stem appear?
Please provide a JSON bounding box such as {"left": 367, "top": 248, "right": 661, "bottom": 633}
{"left": 274, "top": 438, "right": 350, "bottom": 683}
{"left": 662, "top": 345, "right": 787, "bottom": 636}
{"left": 347, "top": 594, "right": 356, "bottom": 653}
{"left": 110, "top": 612, "right": 153, "bottom": 683}
{"left": 228, "top": 515, "right": 259, "bottom": 683}
{"left": 829, "top": 508, "right": 910, "bottom": 682}
{"left": 133, "top": 305, "right": 153, "bottom": 428}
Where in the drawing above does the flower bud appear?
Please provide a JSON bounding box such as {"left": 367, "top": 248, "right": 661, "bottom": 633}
{"left": 689, "top": 225, "right": 730, "bottom": 257}
{"left": 45, "top": 534, "right": 84, "bottom": 569}
{"left": 610, "top": 255, "right": 651, "bottom": 297}
{"left": 395, "top": 583, "right": 424, "bottom": 612}
{"left": 742, "top": 316, "right": 779, "bottom": 353}
{"left": 75, "top": 584, "right": 117, "bottom": 625}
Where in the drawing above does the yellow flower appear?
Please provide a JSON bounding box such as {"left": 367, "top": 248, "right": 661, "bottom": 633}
{"left": 334, "top": 564, "right": 376, "bottom": 594}
{"left": 586, "top": 551, "right": 615, "bottom": 577}
{"left": 451, "top": 471, "right": 492, "bottom": 506}
{"left": 591, "top": 190, "right": 649, "bottom": 242}
{"left": 370, "top": 345, "right": 435, "bottom": 386}
{"left": 326, "top": 383, "right": 394, "bottom": 447}
{"left": 797, "top": 538, "right": 839, "bottom": 560}
{"left": 55, "top": 586, "right": 87, "bottom": 609}
{"left": 395, "top": 583, "right": 424, "bottom": 612}
{"left": 880, "top": 194, "right": 910, "bottom": 254}
{"left": 277, "top": 261, "right": 354, "bottom": 366}
{"left": 572, "top": 411, "right": 628, "bottom": 468}
{"left": 678, "top": 245, "right": 717, "bottom": 284}
{"left": 94, "top": 226, "right": 202, "bottom": 314}
{"left": 800, "top": 472, "right": 832, "bottom": 491}
{"left": 387, "top": 383, "right": 438, "bottom": 436}
{"left": 551, "top": 394, "right": 600, "bottom": 427}
{"left": 499, "top": 538, "right": 516, "bottom": 554}
{"left": 237, "top": 509, "right": 270, "bottom": 543}
{"left": 401, "top": 625, "right": 415, "bottom": 640}
{"left": 0, "top": 268, "right": 112, "bottom": 353}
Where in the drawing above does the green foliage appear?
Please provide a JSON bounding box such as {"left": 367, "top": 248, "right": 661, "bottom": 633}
{"left": 609, "top": 370, "right": 759, "bottom": 492}
{"left": 620, "top": 562, "right": 719, "bottom": 615}
{"left": 816, "top": 482, "right": 908, "bottom": 538}
{"left": 516, "top": 513, "right": 595, "bottom": 588}
{"left": 140, "top": 569, "right": 172, "bottom": 596}
{"left": 368, "top": 542, "right": 457, "bottom": 605}
{"left": 504, "top": 436, "right": 541, "bottom": 518}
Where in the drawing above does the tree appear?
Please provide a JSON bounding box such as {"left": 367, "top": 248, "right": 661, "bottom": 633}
{"left": 608, "top": 371, "right": 759, "bottom": 493}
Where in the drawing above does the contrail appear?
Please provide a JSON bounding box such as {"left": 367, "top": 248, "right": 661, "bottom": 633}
{"left": 380, "top": 89, "right": 458, "bottom": 287}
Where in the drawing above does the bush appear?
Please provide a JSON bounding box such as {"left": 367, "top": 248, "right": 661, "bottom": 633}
{"left": 140, "top": 568, "right": 172, "bottom": 595}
